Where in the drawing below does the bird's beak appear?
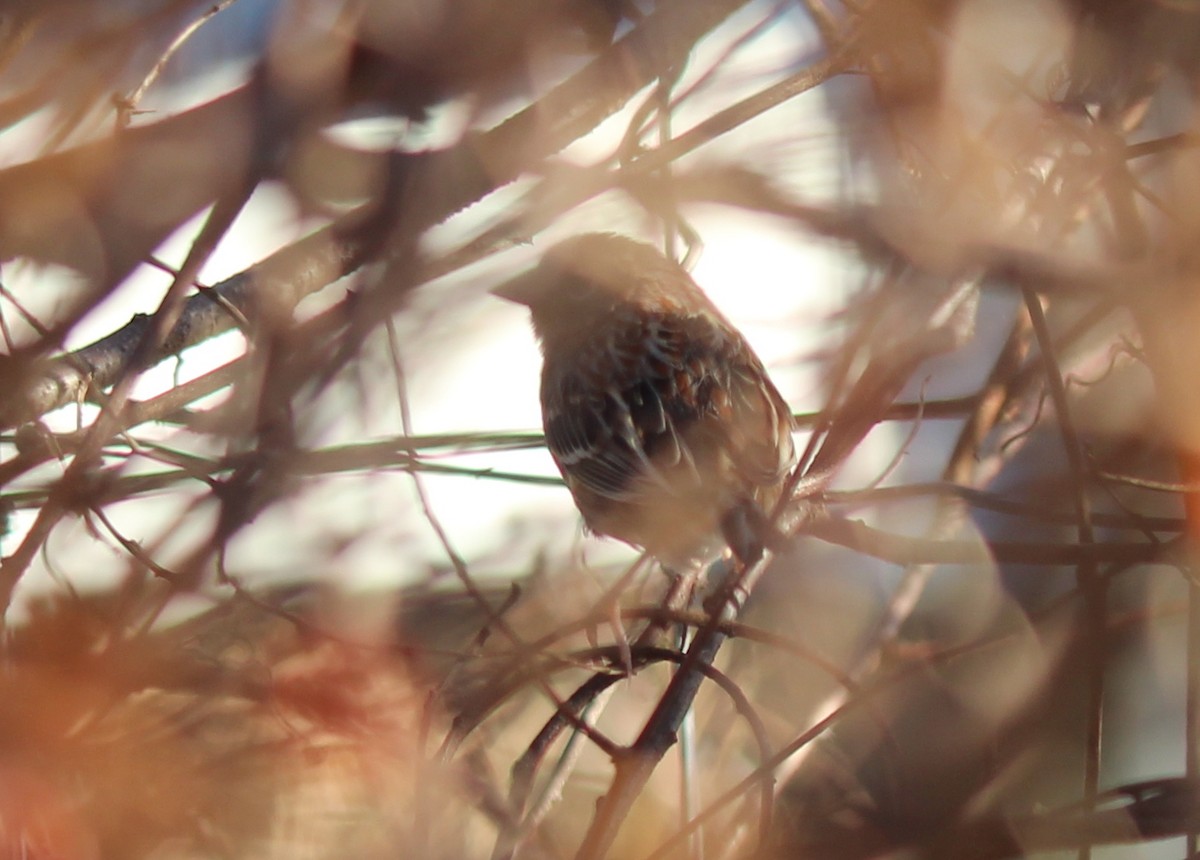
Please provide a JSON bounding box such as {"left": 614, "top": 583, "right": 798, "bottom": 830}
{"left": 490, "top": 268, "right": 544, "bottom": 306}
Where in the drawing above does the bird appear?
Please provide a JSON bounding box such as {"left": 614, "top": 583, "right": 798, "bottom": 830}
{"left": 493, "top": 233, "right": 796, "bottom": 570}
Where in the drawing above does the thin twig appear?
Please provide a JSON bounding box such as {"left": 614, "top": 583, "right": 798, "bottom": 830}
{"left": 121, "top": 1, "right": 240, "bottom": 121}
{"left": 1021, "top": 286, "right": 1104, "bottom": 860}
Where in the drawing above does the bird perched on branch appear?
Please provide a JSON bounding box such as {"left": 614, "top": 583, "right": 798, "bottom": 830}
{"left": 494, "top": 233, "right": 796, "bottom": 570}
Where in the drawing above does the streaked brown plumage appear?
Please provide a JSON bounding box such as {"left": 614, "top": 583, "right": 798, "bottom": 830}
{"left": 494, "top": 233, "right": 796, "bottom": 569}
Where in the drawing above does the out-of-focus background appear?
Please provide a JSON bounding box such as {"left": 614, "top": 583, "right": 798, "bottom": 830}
{"left": 0, "top": 1, "right": 1197, "bottom": 858}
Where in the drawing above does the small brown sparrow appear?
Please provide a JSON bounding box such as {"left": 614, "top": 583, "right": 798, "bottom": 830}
{"left": 494, "top": 233, "right": 796, "bottom": 569}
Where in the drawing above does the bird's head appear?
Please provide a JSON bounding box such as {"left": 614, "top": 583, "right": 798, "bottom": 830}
{"left": 492, "top": 233, "right": 709, "bottom": 348}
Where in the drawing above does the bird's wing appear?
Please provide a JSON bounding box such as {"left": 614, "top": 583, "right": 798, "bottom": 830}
{"left": 722, "top": 351, "right": 797, "bottom": 486}
{"left": 542, "top": 311, "right": 793, "bottom": 504}
{"left": 638, "top": 312, "right": 795, "bottom": 490}
{"left": 543, "top": 377, "right": 644, "bottom": 502}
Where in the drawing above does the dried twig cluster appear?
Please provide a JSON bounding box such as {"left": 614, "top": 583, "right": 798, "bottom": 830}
{"left": 0, "top": 1, "right": 1199, "bottom": 858}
